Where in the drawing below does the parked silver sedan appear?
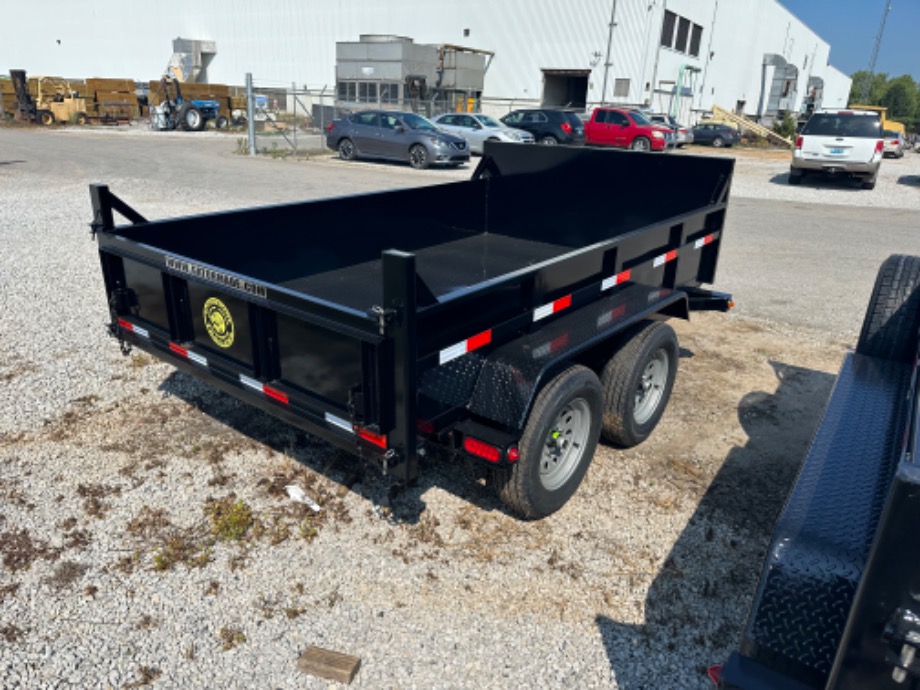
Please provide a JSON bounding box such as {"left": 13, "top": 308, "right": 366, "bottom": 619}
{"left": 432, "top": 112, "right": 535, "bottom": 154}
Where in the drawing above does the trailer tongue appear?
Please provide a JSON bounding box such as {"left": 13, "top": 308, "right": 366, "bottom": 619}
{"left": 92, "top": 142, "right": 733, "bottom": 518}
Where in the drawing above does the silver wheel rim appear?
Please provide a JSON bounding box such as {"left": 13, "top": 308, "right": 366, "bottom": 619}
{"left": 541, "top": 137, "right": 557, "bottom": 145}
{"left": 634, "top": 348, "right": 668, "bottom": 425}
{"left": 410, "top": 146, "right": 427, "bottom": 167}
{"left": 633, "top": 138, "right": 648, "bottom": 151}
{"left": 540, "top": 398, "right": 591, "bottom": 491}
{"left": 340, "top": 141, "right": 353, "bottom": 159}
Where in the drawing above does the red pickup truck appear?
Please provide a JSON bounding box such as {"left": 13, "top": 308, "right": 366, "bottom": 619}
{"left": 584, "top": 107, "right": 673, "bottom": 152}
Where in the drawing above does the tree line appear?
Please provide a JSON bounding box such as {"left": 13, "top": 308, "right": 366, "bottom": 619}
{"left": 848, "top": 71, "right": 919, "bottom": 132}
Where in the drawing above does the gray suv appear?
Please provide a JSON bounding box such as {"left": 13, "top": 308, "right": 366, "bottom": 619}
{"left": 326, "top": 110, "right": 470, "bottom": 169}
{"left": 790, "top": 110, "right": 883, "bottom": 189}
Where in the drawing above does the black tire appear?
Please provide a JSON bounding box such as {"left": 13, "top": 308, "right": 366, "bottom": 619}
{"left": 861, "top": 174, "right": 877, "bottom": 190}
{"left": 38, "top": 110, "right": 55, "bottom": 126}
{"left": 601, "top": 321, "right": 679, "bottom": 448}
{"left": 215, "top": 115, "right": 229, "bottom": 129}
{"left": 539, "top": 135, "right": 558, "bottom": 146}
{"left": 180, "top": 105, "right": 205, "bottom": 131}
{"left": 408, "top": 143, "right": 430, "bottom": 169}
{"left": 631, "top": 137, "right": 650, "bottom": 151}
{"left": 75, "top": 112, "right": 88, "bottom": 126}
{"left": 856, "top": 255, "right": 920, "bottom": 363}
{"left": 338, "top": 138, "right": 356, "bottom": 161}
{"left": 492, "top": 365, "right": 603, "bottom": 519}
{"left": 788, "top": 168, "right": 803, "bottom": 185}
{"left": 712, "top": 136, "right": 725, "bottom": 148}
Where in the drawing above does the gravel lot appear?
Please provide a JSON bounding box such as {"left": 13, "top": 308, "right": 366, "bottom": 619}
{"left": 0, "top": 126, "right": 917, "bottom": 689}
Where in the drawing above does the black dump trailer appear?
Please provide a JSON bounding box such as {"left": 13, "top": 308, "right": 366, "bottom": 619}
{"left": 91, "top": 142, "right": 733, "bottom": 518}
{"left": 719, "top": 255, "right": 920, "bottom": 689}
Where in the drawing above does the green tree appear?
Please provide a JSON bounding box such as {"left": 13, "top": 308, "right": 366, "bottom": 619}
{"left": 879, "top": 75, "right": 918, "bottom": 119}
{"left": 849, "top": 70, "right": 889, "bottom": 105}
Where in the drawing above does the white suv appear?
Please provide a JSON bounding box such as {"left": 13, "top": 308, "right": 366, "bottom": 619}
{"left": 789, "top": 109, "right": 884, "bottom": 190}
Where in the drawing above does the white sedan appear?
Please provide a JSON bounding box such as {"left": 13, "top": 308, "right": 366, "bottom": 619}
{"left": 432, "top": 113, "right": 535, "bottom": 154}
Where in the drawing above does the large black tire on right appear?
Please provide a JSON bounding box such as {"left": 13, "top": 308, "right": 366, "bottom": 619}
{"left": 856, "top": 254, "right": 920, "bottom": 364}
{"left": 600, "top": 321, "right": 679, "bottom": 448}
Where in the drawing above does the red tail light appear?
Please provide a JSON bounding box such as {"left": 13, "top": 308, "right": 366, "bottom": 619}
{"left": 463, "top": 437, "right": 501, "bottom": 463}
{"left": 561, "top": 122, "right": 573, "bottom": 134}
{"left": 357, "top": 426, "right": 387, "bottom": 449}
{"left": 794, "top": 136, "right": 803, "bottom": 149}
{"left": 326, "top": 123, "right": 335, "bottom": 132}
{"left": 875, "top": 140, "right": 884, "bottom": 153}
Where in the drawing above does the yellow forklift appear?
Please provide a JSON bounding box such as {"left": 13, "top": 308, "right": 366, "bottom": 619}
{"left": 9, "top": 69, "right": 88, "bottom": 125}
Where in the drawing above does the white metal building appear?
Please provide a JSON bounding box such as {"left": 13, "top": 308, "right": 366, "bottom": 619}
{"left": 6, "top": 0, "right": 850, "bottom": 123}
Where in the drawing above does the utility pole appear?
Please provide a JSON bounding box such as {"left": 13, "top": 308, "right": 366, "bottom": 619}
{"left": 600, "top": 0, "right": 618, "bottom": 105}
{"left": 860, "top": 1, "right": 892, "bottom": 103}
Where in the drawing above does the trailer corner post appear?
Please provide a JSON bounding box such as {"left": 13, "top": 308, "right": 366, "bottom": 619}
{"left": 246, "top": 73, "right": 256, "bottom": 157}
{"left": 89, "top": 183, "right": 114, "bottom": 235}
{"left": 382, "top": 250, "right": 419, "bottom": 484}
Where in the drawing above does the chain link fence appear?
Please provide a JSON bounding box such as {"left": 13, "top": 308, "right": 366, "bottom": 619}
{"left": 243, "top": 76, "right": 541, "bottom": 155}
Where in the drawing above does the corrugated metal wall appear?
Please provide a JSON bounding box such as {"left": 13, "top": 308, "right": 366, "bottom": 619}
{"left": 6, "top": 0, "right": 850, "bottom": 117}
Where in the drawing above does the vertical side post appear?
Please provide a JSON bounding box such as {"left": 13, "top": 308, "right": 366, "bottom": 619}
{"left": 89, "top": 183, "right": 114, "bottom": 234}
{"left": 292, "top": 81, "right": 298, "bottom": 153}
{"left": 381, "top": 250, "right": 418, "bottom": 483}
{"left": 246, "top": 73, "right": 256, "bottom": 157}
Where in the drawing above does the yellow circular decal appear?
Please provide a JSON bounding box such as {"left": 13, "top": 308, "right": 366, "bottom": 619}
{"left": 203, "top": 297, "right": 234, "bottom": 348}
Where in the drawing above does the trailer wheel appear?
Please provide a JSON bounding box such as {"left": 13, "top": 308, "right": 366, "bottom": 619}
{"left": 600, "top": 321, "right": 679, "bottom": 448}
{"left": 338, "top": 138, "right": 356, "bottom": 161}
{"left": 38, "top": 110, "right": 55, "bottom": 126}
{"left": 409, "top": 144, "right": 430, "bottom": 169}
{"left": 492, "top": 365, "right": 602, "bottom": 519}
{"left": 856, "top": 255, "right": 920, "bottom": 364}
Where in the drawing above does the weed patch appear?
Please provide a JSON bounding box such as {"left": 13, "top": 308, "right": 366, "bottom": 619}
{"left": 206, "top": 495, "right": 254, "bottom": 541}
{"left": 218, "top": 626, "right": 246, "bottom": 650}
{"left": 44, "top": 560, "right": 89, "bottom": 589}
{"left": 0, "top": 624, "right": 25, "bottom": 643}
{"left": 0, "top": 529, "right": 61, "bottom": 571}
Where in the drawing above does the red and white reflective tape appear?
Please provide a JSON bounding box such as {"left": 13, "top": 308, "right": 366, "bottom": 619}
{"left": 533, "top": 294, "right": 572, "bottom": 322}
{"left": 439, "top": 328, "right": 492, "bottom": 365}
{"left": 601, "top": 268, "right": 632, "bottom": 292}
{"left": 117, "top": 318, "right": 149, "bottom": 339}
{"left": 653, "top": 249, "right": 678, "bottom": 268}
{"left": 169, "top": 342, "right": 208, "bottom": 367}
{"left": 239, "top": 374, "right": 289, "bottom": 404}
{"left": 324, "top": 412, "right": 354, "bottom": 434}
{"left": 694, "top": 233, "right": 715, "bottom": 249}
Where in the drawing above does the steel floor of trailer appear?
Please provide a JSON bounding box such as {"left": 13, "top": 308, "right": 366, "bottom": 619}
{"left": 280, "top": 233, "right": 572, "bottom": 311}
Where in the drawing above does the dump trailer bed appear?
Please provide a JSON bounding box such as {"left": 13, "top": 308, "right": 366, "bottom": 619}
{"left": 92, "top": 142, "right": 734, "bottom": 518}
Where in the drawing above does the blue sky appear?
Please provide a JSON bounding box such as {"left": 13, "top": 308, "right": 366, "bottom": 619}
{"left": 780, "top": 0, "right": 919, "bottom": 80}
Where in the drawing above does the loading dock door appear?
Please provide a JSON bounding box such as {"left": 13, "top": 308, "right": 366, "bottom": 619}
{"left": 541, "top": 69, "right": 589, "bottom": 109}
